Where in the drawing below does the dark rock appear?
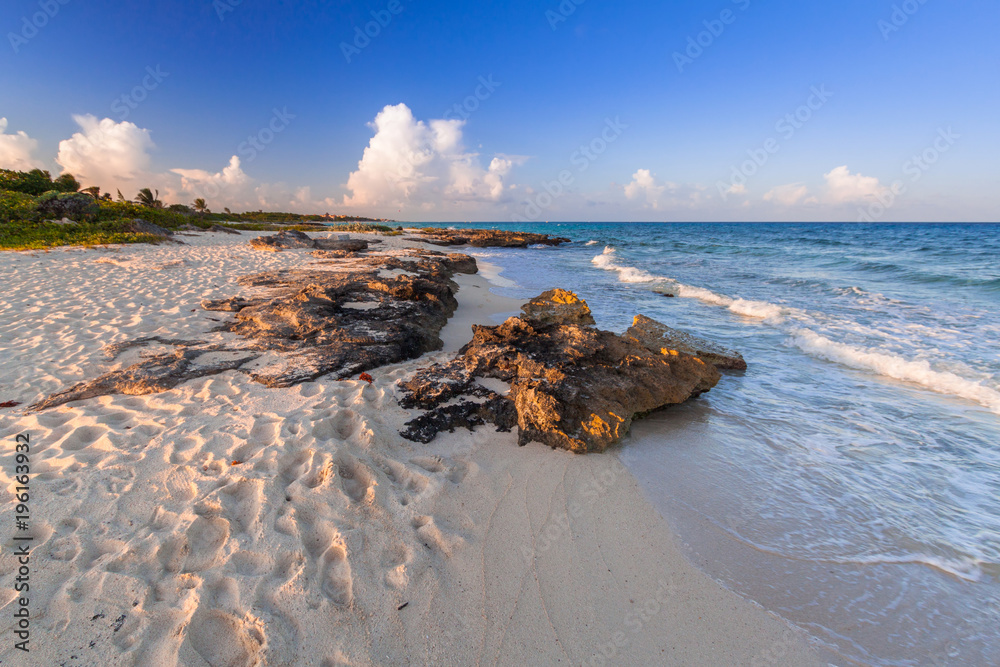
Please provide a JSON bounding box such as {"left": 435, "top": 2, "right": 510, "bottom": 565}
{"left": 126, "top": 220, "right": 174, "bottom": 237}
{"left": 410, "top": 229, "right": 571, "bottom": 248}
{"left": 30, "top": 348, "right": 257, "bottom": 412}
{"left": 249, "top": 230, "right": 315, "bottom": 251}
{"left": 313, "top": 239, "right": 369, "bottom": 252}
{"left": 36, "top": 192, "right": 98, "bottom": 220}
{"left": 31, "top": 250, "right": 480, "bottom": 409}
{"left": 625, "top": 315, "right": 747, "bottom": 371}
{"left": 400, "top": 396, "right": 516, "bottom": 444}
{"left": 208, "top": 224, "right": 241, "bottom": 235}
{"left": 398, "top": 293, "right": 722, "bottom": 453}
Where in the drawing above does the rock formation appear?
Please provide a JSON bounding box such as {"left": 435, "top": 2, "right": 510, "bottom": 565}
{"left": 249, "top": 230, "right": 369, "bottom": 253}
{"left": 626, "top": 315, "right": 747, "bottom": 370}
{"left": 31, "top": 250, "right": 477, "bottom": 410}
{"left": 398, "top": 290, "right": 724, "bottom": 453}
{"left": 406, "top": 228, "right": 571, "bottom": 248}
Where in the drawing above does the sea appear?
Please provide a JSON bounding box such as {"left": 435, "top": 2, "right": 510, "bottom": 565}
{"left": 420, "top": 222, "right": 1000, "bottom": 667}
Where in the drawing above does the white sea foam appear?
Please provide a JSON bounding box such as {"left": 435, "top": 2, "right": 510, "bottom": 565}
{"left": 591, "top": 247, "right": 660, "bottom": 283}
{"left": 791, "top": 330, "right": 1000, "bottom": 415}
{"left": 592, "top": 247, "right": 789, "bottom": 320}
{"left": 585, "top": 240, "right": 599, "bottom": 246}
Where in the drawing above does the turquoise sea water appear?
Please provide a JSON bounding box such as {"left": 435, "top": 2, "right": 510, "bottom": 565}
{"left": 425, "top": 222, "right": 1000, "bottom": 666}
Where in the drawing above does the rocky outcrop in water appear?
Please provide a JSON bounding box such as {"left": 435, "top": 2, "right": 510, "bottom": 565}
{"left": 398, "top": 290, "right": 722, "bottom": 453}
{"left": 407, "top": 228, "right": 571, "bottom": 248}
{"left": 31, "top": 250, "right": 477, "bottom": 410}
{"left": 626, "top": 315, "right": 748, "bottom": 371}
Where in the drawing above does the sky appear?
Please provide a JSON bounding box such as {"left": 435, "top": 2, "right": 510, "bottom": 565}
{"left": 0, "top": 0, "right": 997, "bottom": 222}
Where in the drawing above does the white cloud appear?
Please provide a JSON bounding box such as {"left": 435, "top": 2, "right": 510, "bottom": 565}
{"left": 623, "top": 169, "right": 704, "bottom": 211}
{"left": 170, "top": 155, "right": 250, "bottom": 204}
{"left": 823, "top": 165, "right": 886, "bottom": 203}
{"left": 0, "top": 118, "right": 43, "bottom": 171}
{"left": 624, "top": 169, "right": 666, "bottom": 203}
{"left": 56, "top": 115, "right": 155, "bottom": 190}
{"left": 344, "top": 103, "right": 516, "bottom": 208}
{"left": 764, "top": 183, "right": 810, "bottom": 206}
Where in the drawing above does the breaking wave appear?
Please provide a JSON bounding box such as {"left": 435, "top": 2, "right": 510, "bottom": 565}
{"left": 791, "top": 330, "right": 1000, "bottom": 415}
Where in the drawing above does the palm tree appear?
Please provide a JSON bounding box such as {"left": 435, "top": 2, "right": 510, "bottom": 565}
{"left": 193, "top": 198, "right": 208, "bottom": 213}
{"left": 82, "top": 186, "right": 102, "bottom": 200}
{"left": 135, "top": 188, "right": 163, "bottom": 209}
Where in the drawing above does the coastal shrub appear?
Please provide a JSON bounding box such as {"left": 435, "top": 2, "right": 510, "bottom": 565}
{"left": 94, "top": 200, "right": 191, "bottom": 228}
{"left": 52, "top": 173, "right": 81, "bottom": 192}
{"left": 0, "top": 191, "right": 38, "bottom": 222}
{"left": 328, "top": 222, "right": 394, "bottom": 233}
{"left": 0, "top": 169, "right": 81, "bottom": 195}
{"left": 0, "top": 219, "right": 165, "bottom": 251}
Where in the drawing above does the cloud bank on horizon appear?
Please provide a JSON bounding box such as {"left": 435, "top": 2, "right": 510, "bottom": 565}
{"left": 1, "top": 108, "right": 938, "bottom": 223}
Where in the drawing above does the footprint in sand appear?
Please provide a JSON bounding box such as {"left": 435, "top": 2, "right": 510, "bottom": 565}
{"left": 302, "top": 452, "right": 334, "bottom": 489}
{"left": 336, "top": 454, "right": 375, "bottom": 504}
{"left": 411, "top": 456, "right": 447, "bottom": 473}
{"left": 169, "top": 436, "right": 202, "bottom": 464}
{"left": 48, "top": 519, "right": 84, "bottom": 562}
{"left": 134, "top": 575, "right": 201, "bottom": 665}
{"left": 380, "top": 459, "right": 429, "bottom": 495}
{"left": 182, "top": 516, "right": 230, "bottom": 572}
{"left": 319, "top": 545, "right": 354, "bottom": 607}
{"left": 220, "top": 479, "right": 264, "bottom": 535}
{"left": 412, "top": 516, "right": 462, "bottom": 558}
{"left": 60, "top": 424, "right": 110, "bottom": 451}
{"left": 313, "top": 409, "right": 361, "bottom": 441}
{"left": 280, "top": 449, "right": 314, "bottom": 486}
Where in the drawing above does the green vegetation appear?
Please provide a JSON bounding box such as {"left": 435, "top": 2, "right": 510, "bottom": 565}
{"left": 0, "top": 168, "right": 395, "bottom": 250}
{"left": 0, "top": 219, "right": 168, "bottom": 251}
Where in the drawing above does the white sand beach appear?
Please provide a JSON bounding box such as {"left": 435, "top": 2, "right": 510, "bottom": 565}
{"left": 0, "top": 232, "right": 821, "bottom": 666}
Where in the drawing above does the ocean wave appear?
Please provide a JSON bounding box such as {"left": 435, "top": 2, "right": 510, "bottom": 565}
{"left": 585, "top": 240, "right": 599, "bottom": 246}
{"left": 591, "top": 247, "right": 661, "bottom": 283}
{"left": 790, "top": 330, "right": 1000, "bottom": 415}
{"left": 593, "top": 247, "right": 789, "bottom": 320}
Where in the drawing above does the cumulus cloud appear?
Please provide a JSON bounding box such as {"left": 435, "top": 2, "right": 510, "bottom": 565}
{"left": 823, "top": 165, "right": 886, "bottom": 203}
{"left": 623, "top": 169, "right": 704, "bottom": 211}
{"left": 344, "top": 103, "right": 516, "bottom": 208}
{"left": 624, "top": 169, "right": 666, "bottom": 203}
{"left": 0, "top": 118, "right": 43, "bottom": 171}
{"left": 764, "top": 183, "right": 810, "bottom": 206}
{"left": 56, "top": 115, "right": 155, "bottom": 190}
{"left": 170, "top": 155, "right": 250, "bottom": 203}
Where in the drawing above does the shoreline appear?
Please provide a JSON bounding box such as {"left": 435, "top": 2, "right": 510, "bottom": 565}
{"left": 0, "top": 231, "right": 822, "bottom": 665}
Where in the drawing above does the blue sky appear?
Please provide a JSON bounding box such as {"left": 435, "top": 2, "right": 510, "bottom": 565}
{"left": 1, "top": 0, "right": 997, "bottom": 221}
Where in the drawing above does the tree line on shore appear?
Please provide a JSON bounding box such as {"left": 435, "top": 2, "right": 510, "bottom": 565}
{"left": 0, "top": 168, "right": 394, "bottom": 250}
